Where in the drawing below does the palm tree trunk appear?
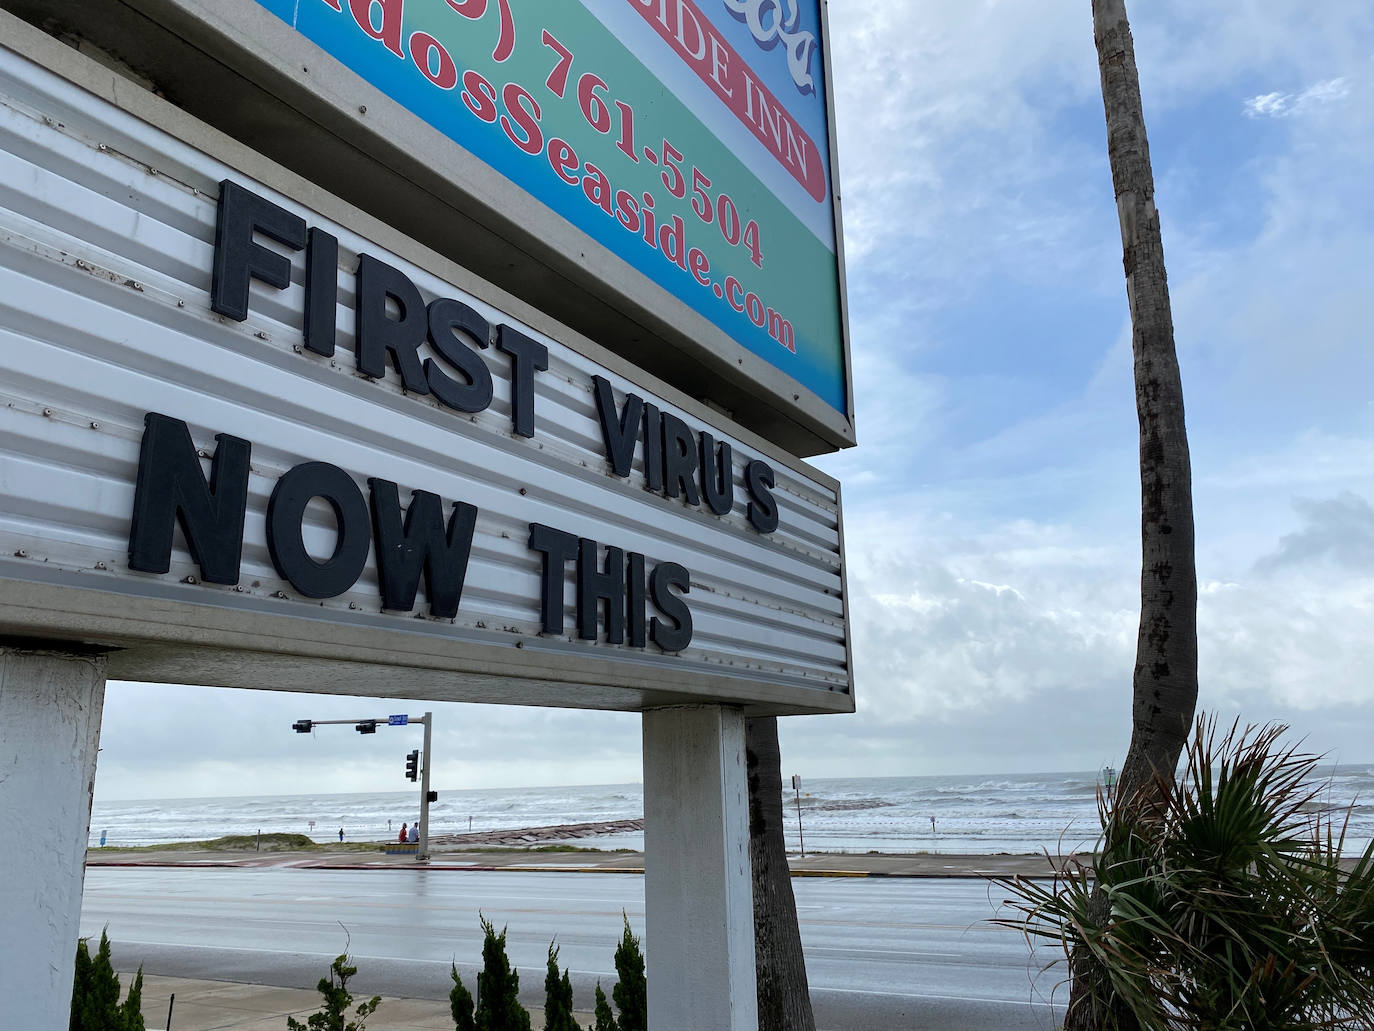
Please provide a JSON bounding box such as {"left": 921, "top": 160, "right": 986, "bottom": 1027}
{"left": 746, "top": 716, "right": 815, "bottom": 1031}
{"left": 1065, "top": 2, "right": 1198, "bottom": 1027}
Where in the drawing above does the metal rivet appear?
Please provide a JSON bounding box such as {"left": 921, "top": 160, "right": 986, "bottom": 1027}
{"left": 515, "top": 640, "right": 524, "bottom": 648}
{"left": 90, "top": 421, "right": 100, "bottom": 430}
{"left": 519, "top": 487, "right": 527, "bottom": 495}
{"left": 359, "top": 104, "right": 367, "bottom": 114}
{"left": 182, "top": 575, "right": 198, "bottom": 585}
{"left": 94, "top": 561, "right": 107, "bottom": 570}
{"left": 42, "top": 408, "right": 53, "bottom": 417}
{"left": 14, "top": 549, "right": 27, "bottom": 558}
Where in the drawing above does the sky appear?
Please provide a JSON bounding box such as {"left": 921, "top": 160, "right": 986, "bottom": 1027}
{"left": 93, "top": 0, "right": 1374, "bottom": 801}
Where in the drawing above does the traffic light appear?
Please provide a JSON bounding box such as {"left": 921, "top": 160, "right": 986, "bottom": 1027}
{"left": 355, "top": 720, "right": 377, "bottom": 734}
{"left": 427, "top": 790, "right": 438, "bottom": 803}
{"left": 292, "top": 720, "right": 313, "bottom": 734}
{"left": 405, "top": 749, "right": 419, "bottom": 781}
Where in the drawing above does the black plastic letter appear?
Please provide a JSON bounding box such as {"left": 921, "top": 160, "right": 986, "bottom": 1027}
{"left": 661, "top": 413, "right": 701, "bottom": 506}
{"left": 369, "top": 479, "right": 478, "bottom": 618}
{"left": 496, "top": 325, "right": 549, "bottom": 438}
{"left": 699, "top": 432, "right": 734, "bottom": 516}
{"left": 303, "top": 227, "right": 338, "bottom": 357}
{"left": 211, "top": 179, "right": 305, "bottom": 322}
{"left": 649, "top": 561, "right": 693, "bottom": 652}
{"left": 745, "top": 459, "right": 779, "bottom": 534}
{"left": 528, "top": 522, "right": 578, "bottom": 633}
{"left": 128, "top": 412, "right": 250, "bottom": 585}
{"left": 266, "top": 462, "right": 371, "bottom": 599}
{"left": 641, "top": 403, "right": 664, "bottom": 492}
{"left": 425, "top": 298, "right": 493, "bottom": 413}
{"left": 627, "top": 551, "right": 647, "bottom": 649}
{"left": 592, "top": 376, "right": 643, "bottom": 478}
{"left": 355, "top": 254, "right": 430, "bottom": 393}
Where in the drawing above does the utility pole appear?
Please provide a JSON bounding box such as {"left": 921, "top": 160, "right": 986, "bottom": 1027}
{"left": 293, "top": 711, "right": 436, "bottom": 861}
{"left": 791, "top": 773, "right": 805, "bottom": 858}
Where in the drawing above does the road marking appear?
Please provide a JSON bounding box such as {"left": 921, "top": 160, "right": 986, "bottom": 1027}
{"left": 813, "top": 986, "right": 1054, "bottom": 1007}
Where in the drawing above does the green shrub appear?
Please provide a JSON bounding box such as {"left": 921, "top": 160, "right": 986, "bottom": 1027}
{"left": 591, "top": 983, "right": 617, "bottom": 1031}
{"left": 285, "top": 952, "right": 380, "bottom": 1031}
{"left": 70, "top": 928, "right": 145, "bottom": 1031}
{"left": 542, "top": 942, "right": 578, "bottom": 1031}
{"left": 475, "top": 916, "right": 531, "bottom": 1031}
{"left": 610, "top": 916, "right": 645, "bottom": 1031}
{"left": 450, "top": 963, "right": 475, "bottom": 1031}
{"left": 998, "top": 716, "right": 1374, "bottom": 1030}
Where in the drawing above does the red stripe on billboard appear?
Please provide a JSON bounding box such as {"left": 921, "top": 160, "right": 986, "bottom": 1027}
{"left": 628, "top": 0, "right": 828, "bottom": 204}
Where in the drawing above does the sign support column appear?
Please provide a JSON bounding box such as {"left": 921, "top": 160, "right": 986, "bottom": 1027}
{"left": 0, "top": 643, "right": 108, "bottom": 1031}
{"left": 643, "top": 705, "right": 757, "bottom": 1031}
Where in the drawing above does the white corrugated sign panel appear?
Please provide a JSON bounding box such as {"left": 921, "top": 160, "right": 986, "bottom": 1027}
{"left": 0, "top": 44, "right": 850, "bottom": 714}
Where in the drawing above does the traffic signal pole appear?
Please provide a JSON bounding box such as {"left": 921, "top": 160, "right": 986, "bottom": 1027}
{"left": 419, "top": 711, "right": 433, "bottom": 860}
{"left": 292, "top": 711, "right": 434, "bottom": 861}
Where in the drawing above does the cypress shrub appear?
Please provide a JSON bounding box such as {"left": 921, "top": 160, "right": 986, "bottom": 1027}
{"left": 70, "top": 929, "right": 145, "bottom": 1031}
{"left": 610, "top": 916, "right": 646, "bottom": 1031}
{"left": 542, "top": 942, "right": 578, "bottom": 1031}
{"left": 474, "top": 916, "right": 531, "bottom": 1031}
{"left": 119, "top": 969, "right": 145, "bottom": 1031}
{"left": 450, "top": 963, "right": 475, "bottom": 1031}
{"left": 591, "top": 983, "right": 617, "bottom": 1031}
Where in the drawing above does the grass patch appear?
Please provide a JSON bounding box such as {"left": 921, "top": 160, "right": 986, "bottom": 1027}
{"left": 89, "top": 837, "right": 636, "bottom": 855}
{"left": 92, "top": 833, "right": 328, "bottom": 853}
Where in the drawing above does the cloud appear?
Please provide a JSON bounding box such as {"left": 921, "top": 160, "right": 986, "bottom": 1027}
{"left": 1257, "top": 493, "right": 1374, "bottom": 572}
{"left": 1244, "top": 77, "right": 1352, "bottom": 118}
{"left": 90, "top": 3, "right": 1374, "bottom": 796}
{"left": 93, "top": 684, "right": 643, "bottom": 801}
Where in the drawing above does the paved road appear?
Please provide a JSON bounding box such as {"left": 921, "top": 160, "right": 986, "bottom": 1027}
{"left": 82, "top": 867, "right": 1064, "bottom": 1030}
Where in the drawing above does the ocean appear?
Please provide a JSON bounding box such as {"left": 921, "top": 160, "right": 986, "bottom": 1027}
{"left": 89, "top": 766, "right": 1374, "bottom": 856}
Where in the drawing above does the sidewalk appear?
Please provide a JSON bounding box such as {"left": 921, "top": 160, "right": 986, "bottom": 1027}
{"left": 115, "top": 971, "right": 585, "bottom": 1031}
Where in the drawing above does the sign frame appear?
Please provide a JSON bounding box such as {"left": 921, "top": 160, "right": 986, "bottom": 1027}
{"left": 0, "top": 16, "right": 854, "bottom": 717}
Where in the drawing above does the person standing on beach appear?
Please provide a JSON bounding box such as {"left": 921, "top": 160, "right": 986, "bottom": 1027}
{"left": 338, "top": 827, "right": 344, "bottom": 842}
{"left": 930, "top": 816, "right": 936, "bottom": 833}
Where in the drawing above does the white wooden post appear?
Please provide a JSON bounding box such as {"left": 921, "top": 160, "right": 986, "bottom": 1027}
{"left": 0, "top": 644, "right": 108, "bottom": 1031}
{"left": 642, "top": 705, "right": 757, "bottom": 1030}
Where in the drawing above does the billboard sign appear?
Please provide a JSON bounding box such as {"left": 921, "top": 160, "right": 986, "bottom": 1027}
{"left": 0, "top": 39, "right": 851, "bottom": 714}
{"left": 249, "top": 0, "right": 850, "bottom": 421}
